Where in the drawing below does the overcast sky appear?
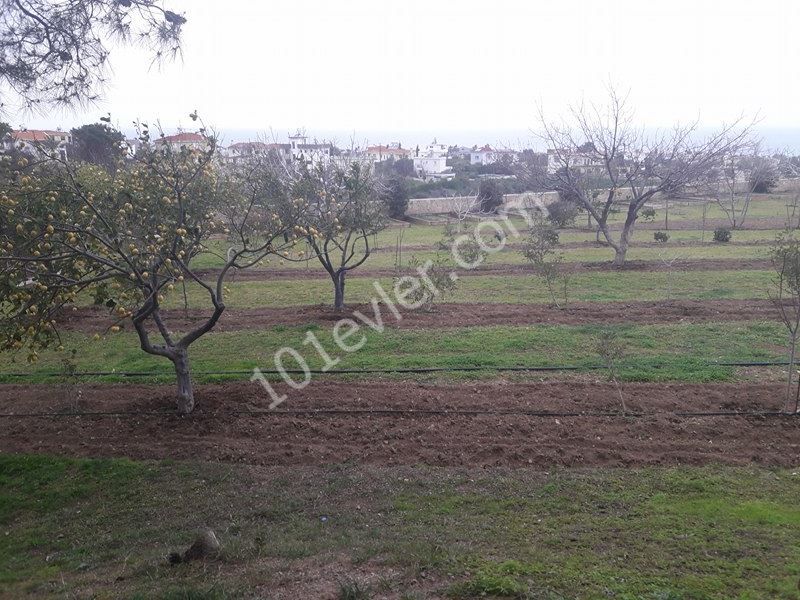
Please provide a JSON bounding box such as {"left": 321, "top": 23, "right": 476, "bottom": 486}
{"left": 10, "top": 0, "right": 800, "bottom": 147}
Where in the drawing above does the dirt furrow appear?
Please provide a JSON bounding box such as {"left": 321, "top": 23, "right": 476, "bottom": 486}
{"left": 1, "top": 380, "right": 796, "bottom": 468}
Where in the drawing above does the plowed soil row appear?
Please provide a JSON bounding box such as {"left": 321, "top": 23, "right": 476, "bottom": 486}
{"left": 1, "top": 381, "right": 797, "bottom": 468}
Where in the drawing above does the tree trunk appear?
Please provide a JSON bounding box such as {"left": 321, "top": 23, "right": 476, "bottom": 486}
{"left": 333, "top": 271, "right": 346, "bottom": 311}
{"left": 612, "top": 243, "right": 628, "bottom": 267}
{"left": 612, "top": 207, "right": 637, "bottom": 267}
{"left": 786, "top": 333, "right": 797, "bottom": 413}
{"left": 701, "top": 204, "right": 707, "bottom": 243}
{"left": 172, "top": 348, "right": 195, "bottom": 415}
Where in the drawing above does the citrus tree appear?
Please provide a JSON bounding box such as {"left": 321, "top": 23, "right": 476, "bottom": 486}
{"left": 0, "top": 127, "right": 302, "bottom": 413}
{"left": 282, "top": 161, "right": 386, "bottom": 310}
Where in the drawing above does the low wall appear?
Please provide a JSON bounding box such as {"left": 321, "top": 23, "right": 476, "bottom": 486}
{"left": 405, "top": 196, "right": 476, "bottom": 215}
{"left": 405, "top": 178, "right": 800, "bottom": 216}
{"left": 405, "top": 192, "right": 559, "bottom": 216}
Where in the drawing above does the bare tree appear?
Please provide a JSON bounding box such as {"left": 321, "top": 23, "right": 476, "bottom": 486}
{"left": 0, "top": 0, "right": 186, "bottom": 112}
{"left": 703, "top": 145, "right": 778, "bottom": 229}
{"left": 770, "top": 232, "right": 800, "bottom": 413}
{"left": 451, "top": 194, "right": 478, "bottom": 220}
{"left": 534, "top": 88, "right": 752, "bottom": 266}
{"left": 785, "top": 192, "right": 800, "bottom": 230}
{"left": 595, "top": 330, "right": 628, "bottom": 414}
{"left": 657, "top": 249, "right": 683, "bottom": 302}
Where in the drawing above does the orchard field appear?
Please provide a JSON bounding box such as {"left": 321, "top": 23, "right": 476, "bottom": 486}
{"left": 2, "top": 194, "right": 800, "bottom": 599}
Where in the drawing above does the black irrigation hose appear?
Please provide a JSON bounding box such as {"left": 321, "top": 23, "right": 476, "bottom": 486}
{"left": 1, "top": 362, "right": 798, "bottom": 419}
{"left": 0, "top": 359, "right": 793, "bottom": 379}
{"left": 0, "top": 408, "right": 796, "bottom": 419}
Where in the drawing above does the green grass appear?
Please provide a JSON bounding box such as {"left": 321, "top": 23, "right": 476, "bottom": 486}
{"left": 156, "top": 268, "right": 776, "bottom": 309}
{"left": 2, "top": 455, "right": 799, "bottom": 598}
{"left": 0, "top": 321, "right": 788, "bottom": 384}
{"left": 193, "top": 211, "right": 790, "bottom": 270}
{"left": 192, "top": 243, "right": 773, "bottom": 274}
{"left": 188, "top": 193, "right": 796, "bottom": 272}
{"left": 0, "top": 455, "right": 150, "bottom": 587}
{"left": 596, "top": 194, "right": 796, "bottom": 226}
{"left": 397, "top": 467, "right": 800, "bottom": 599}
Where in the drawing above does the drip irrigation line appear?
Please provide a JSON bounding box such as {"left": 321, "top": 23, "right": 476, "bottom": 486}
{"left": 0, "top": 408, "right": 796, "bottom": 419}
{"left": 0, "top": 359, "right": 793, "bottom": 380}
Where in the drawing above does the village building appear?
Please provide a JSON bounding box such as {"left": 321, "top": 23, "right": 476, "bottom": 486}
{"left": 2, "top": 129, "right": 72, "bottom": 161}
{"left": 365, "top": 143, "right": 410, "bottom": 163}
{"left": 470, "top": 144, "right": 518, "bottom": 166}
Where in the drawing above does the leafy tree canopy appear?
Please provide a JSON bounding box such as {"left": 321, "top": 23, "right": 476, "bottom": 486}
{"left": 70, "top": 122, "right": 126, "bottom": 169}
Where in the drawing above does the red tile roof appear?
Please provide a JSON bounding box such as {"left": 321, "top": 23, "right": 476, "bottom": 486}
{"left": 11, "top": 129, "right": 69, "bottom": 142}
{"left": 156, "top": 132, "right": 206, "bottom": 144}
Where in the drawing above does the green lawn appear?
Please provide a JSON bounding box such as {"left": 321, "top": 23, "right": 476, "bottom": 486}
{"left": 155, "top": 269, "right": 776, "bottom": 309}
{"left": 560, "top": 227, "right": 783, "bottom": 244}
{"left": 0, "top": 321, "right": 787, "bottom": 384}
{"left": 196, "top": 229, "right": 785, "bottom": 269}
{"left": 598, "top": 194, "right": 797, "bottom": 225}
{"left": 194, "top": 219, "right": 789, "bottom": 271}
{"left": 2, "top": 455, "right": 798, "bottom": 598}
{"left": 204, "top": 243, "right": 774, "bottom": 273}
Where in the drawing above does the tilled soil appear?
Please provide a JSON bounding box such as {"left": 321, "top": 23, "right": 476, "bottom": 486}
{"left": 59, "top": 299, "right": 783, "bottom": 333}
{"left": 1, "top": 380, "right": 797, "bottom": 468}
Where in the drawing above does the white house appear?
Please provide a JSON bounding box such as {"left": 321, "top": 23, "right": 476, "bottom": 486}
{"left": 222, "top": 141, "right": 293, "bottom": 164}
{"left": 413, "top": 154, "right": 449, "bottom": 176}
{"left": 546, "top": 148, "right": 605, "bottom": 175}
{"left": 366, "top": 143, "right": 411, "bottom": 163}
{"left": 470, "top": 145, "right": 518, "bottom": 166}
{"left": 470, "top": 145, "right": 499, "bottom": 165}
{"left": 154, "top": 132, "right": 209, "bottom": 152}
{"left": 4, "top": 129, "right": 72, "bottom": 161}
{"left": 412, "top": 139, "right": 451, "bottom": 177}
{"left": 288, "top": 131, "right": 332, "bottom": 165}
{"left": 417, "top": 140, "right": 448, "bottom": 158}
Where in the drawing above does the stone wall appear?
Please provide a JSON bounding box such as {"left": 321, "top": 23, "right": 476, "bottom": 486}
{"left": 405, "top": 178, "right": 800, "bottom": 216}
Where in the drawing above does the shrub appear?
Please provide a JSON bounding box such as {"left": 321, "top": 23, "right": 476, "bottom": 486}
{"left": 437, "top": 224, "right": 488, "bottom": 267}
{"left": 395, "top": 255, "right": 458, "bottom": 312}
{"left": 477, "top": 179, "right": 503, "bottom": 212}
{"left": 654, "top": 231, "right": 670, "bottom": 243}
{"left": 521, "top": 222, "right": 559, "bottom": 264}
{"left": 521, "top": 219, "right": 570, "bottom": 307}
{"left": 641, "top": 207, "right": 657, "bottom": 222}
{"left": 713, "top": 227, "right": 732, "bottom": 243}
{"left": 383, "top": 177, "right": 409, "bottom": 219}
{"left": 750, "top": 162, "right": 779, "bottom": 194}
{"left": 546, "top": 199, "right": 579, "bottom": 228}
